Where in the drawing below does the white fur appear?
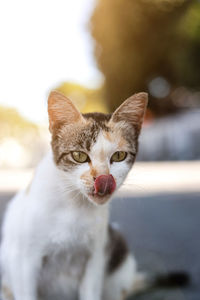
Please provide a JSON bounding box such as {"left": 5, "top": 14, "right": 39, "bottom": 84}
{"left": 0, "top": 131, "right": 139, "bottom": 300}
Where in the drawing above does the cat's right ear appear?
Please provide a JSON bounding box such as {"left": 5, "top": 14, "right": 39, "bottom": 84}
{"left": 48, "top": 91, "right": 84, "bottom": 132}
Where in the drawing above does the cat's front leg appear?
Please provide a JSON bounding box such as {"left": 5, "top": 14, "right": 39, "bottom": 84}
{"left": 79, "top": 248, "right": 105, "bottom": 300}
{"left": 2, "top": 247, "right": 42, "bottom": 300}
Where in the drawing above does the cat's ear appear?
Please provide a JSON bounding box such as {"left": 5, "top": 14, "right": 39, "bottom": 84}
{"left": 110, "top": 92, "right": 148, "bottom": 131}
{"left": 48, "top": 90, "right": 84, "bottom": 132}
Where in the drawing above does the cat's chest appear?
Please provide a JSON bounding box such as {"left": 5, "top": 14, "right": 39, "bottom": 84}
{"left": 47, "top": 203, "right": 105, "bottom": 249}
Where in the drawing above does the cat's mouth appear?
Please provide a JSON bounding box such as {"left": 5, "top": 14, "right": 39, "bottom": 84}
{"left": 88, "top": 174, "right": 116, "bottom": 205}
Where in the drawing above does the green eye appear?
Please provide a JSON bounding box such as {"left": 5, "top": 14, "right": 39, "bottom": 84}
{"left": 111, "top": 151, "right": 127, "bottom": 163}
{"left": 71, "top": 151, "right": 89, "bottom": 163}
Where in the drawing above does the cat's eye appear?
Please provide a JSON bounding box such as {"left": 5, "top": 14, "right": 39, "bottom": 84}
{"left": 71, "top": 151, "right": 90, "bottom": 163}
{"left": 111, "top": 151, "right": 127, "bottom": 163}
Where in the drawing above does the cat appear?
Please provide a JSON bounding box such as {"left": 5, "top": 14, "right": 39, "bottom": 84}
{"left": 0, "top": 91, "right": 188, "bottom": 300}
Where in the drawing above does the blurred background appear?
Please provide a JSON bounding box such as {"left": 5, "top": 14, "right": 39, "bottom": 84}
{"left": 1, "top": 0, "right": 200, "bottom": 169}
{"left": 0, "top": 0, "right": 200, "bottom": 299}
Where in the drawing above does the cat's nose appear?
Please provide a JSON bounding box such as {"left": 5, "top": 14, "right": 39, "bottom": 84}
{"left": 94, "top": 174, "right": 116, "bottom": 197}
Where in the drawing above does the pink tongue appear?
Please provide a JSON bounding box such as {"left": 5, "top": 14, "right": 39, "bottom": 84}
{"left": 94, "top": 175, "right": 116, "bottom": 197}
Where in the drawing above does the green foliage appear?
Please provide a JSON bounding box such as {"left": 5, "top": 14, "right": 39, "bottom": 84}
{"left": 90, "top": 0, "right": 200, "bottom": 116}
{"left": 0, "top": 106, "right": 38, "bottom": 141}
{"left": 56, "top": 82, "right": 108, "bottom": 113}
{"left": 172, "top": 2, "right": 200, "bottom": 88}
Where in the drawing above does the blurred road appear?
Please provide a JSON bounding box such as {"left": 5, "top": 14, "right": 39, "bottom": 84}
{"left": 112, "top": 192, "right": 200, "bottom": 300}
{"left": 0, "top": 191, "right": 200, "bottom": 300}
{"left": 1, "top": 161, "right": 200, "bottom": 194}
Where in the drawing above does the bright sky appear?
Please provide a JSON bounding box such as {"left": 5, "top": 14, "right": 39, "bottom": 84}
{"left": 0, "top": 0, "right": 102, "bottom": 123}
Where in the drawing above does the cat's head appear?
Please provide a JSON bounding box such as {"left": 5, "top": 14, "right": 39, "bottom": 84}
{"left": 48, "top": 91, "right": 148, "bottom": 205}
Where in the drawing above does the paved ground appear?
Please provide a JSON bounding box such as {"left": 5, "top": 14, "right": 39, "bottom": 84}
{"left": 0, "top": 191, "right": 200, "bottom": 300}
{"left": 111, "top": 192, "right": 200, "bottom": 300}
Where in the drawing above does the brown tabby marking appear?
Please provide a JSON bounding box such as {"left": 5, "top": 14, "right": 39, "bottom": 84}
{"left": 52, "top": 112, "right": 138, "bottom": 171}
{"left": 102, "top": 130, "right": 127, "bottom": 149}
{"left": 106, "top": 226, "right": 128, "bottom": 274}
{"left": 48, "top": 91, "right": 148, "bottom": 173}
{"left": 80, "top": 163, "right": 110, "bottom": 186}
{"left": 51, "top": 117, "right": 104, "bottom": 168}
{"left": 90, "top": 167, "right": 98, "bottom": 179}
{"left": 103, "top": 130, "right": 112, "bottom": 142}
{"left": 83, "top": 112, "right": 111, "bottom": 130}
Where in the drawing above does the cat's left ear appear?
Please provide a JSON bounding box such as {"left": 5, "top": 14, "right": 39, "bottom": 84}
{"left": 48, "top": 90, "right": 84, "bottom": 132}
{"left": 110, "top": 92, "right": 148, "bottom": 132}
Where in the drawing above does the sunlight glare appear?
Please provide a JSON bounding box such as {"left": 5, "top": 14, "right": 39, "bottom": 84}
{"left": 0, "top": 0, "right": 102, "bottom": 123}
